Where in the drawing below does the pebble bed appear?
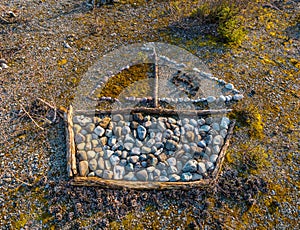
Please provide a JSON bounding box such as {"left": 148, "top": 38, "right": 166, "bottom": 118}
{"left": 73, "top": 113, "right": 231, "bottom": 182}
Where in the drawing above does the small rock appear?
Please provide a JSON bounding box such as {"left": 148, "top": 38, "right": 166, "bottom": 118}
{"left": 79, "top": 117, "right": 92, "bottom": 126}
{"left": 94, "top": 126, "right": 105, "bottom": 136}
{"left": 125, "top": 163, "right": 134, "bottom": 172}
{"left": 197, "top": 162, "right": 206, "bottom": 174}
{"left": 77, "top": 151, "right": 87, "bottom": 161}
{"left": 157, "top": 121, "right": 166, "bottom": 132}
{"left": 182, "top": 160, "right": 198, "bottom": 172}
{"left": 105, "top": 129, "right": 113, "bottom": 138}
{"left": 183, "top": 144, "right": 191, "bottom": 153}
{"left": 191, "top": 173, "right": 203, "bottom": 181}
{"left": 104, "top": 150, "right": 114, "bottom": 159}
{"left": 77, "top": 143, "right": 85, "bottom": 150}
{"left": 105, "top": 160, "right": 112, "bottom": 170}
{"left": 85, "top": 123, "right": 95, "bottom": 132}
{"left": 167, "top": 166, "right": 178, "bottom": 174}
{"left": 121, "top": 126, "right": 131, "bottom": 135}
{"left": 169, "top": 174, "right": 181, "bottom": 182}
{"left": 133, "top": 113, "right": 144, "bottom": 123}
{"left": 212, "top": 122, "right": 220, "bottom": 131}
{"left": 167, "top": 157, "right": 177, "bottom": 166}
{"left": 220, "top": 129, "right": 227, "bottom": 138}
{"left": 87, "top": 151, "right": 96, "bottom": 160}
{"left": 205, "top": 135, "right": 213, "bottom": 145}
{"left": 141, "top": 146, "right": 151, "bottom": 154}
{"left": 99, "top": 137, "right": 107, "bottom": 146}
{"left": 206, "top": 162, "right": 215, "bottom": 171}
{"left": 197, "top": 140, "right": 206, "bottom": 148}
{"left": 136, "top": 170, "right": 148, "bottom": 181}
{"left": 157, "top": 153, "right": 167, "bottom": 162}
{"left": 89, "top": 159, "right": 97, "bottom": 171}
{"left": 181, "top": 172, "right": 192, "bottom": 181}
{"left": 75, "top": 133, "right": 85, "bottom": 143}
{"left": 113, "top": 165, "right": 125, "bottom": 179}
{"left": 114, "top": 127, "right": 122, "bottom": 137}
{"left": 88, "top": 172, "right": 95, "bottom": 177}
{"left": 108, "top": 136, "right": 117, "bottom": 146}
{"left": 131, "top": 147, "right": 141, "bottom": 155}
{"left": 123, "top": 172, "right": 137, "bottom": 180}
{"left": 220, "top": 117, "right": 230, "bottom": 129}
{"left": 137, "top": 125, "right": 147, "bottom": 140}
{"left": 198, "top": 118, "right": 206, "bottom": 126}
{"left": 165, "top": 140, "right": 177, "bottom": 151}
{"left": 124, "top": 142, "right": 134, "bottom": 151}
{"left": 233, "top": 94, "right": 244, "bottom": 101}
{"left": 225, "top": 83, "right": 234, "bottom": 90}
{"left": 102, "top": 170, "right": 113, "bottom": 179}
{"left": 112, "top": 114, "right": 123, "bottom": 122}
{"left": 185, "top": 131, "right": 195, "bottom": 142}
{"left": 79, "top": 161, "right": 89, "bottom": 176}
{"left": 147, "top": 154, "right": 158, "bottom": 166}
{"left": 146, "top": 138, "right": 156, "bottom": 148}
{"left": 199, "top": 125, "right": 211, "bottom": 132}
{"left": 99, "top": 117, "right": 111, "bottom": 128}
{"left": 213, "top": 135, "right": 224, "bottom": 146}
{"left": 129, "top": 156, "right": 139, "bottom": 164}
{"left": 110, "top": 155, "right": 120, "bottom": 166}
{"left": 92, "top": 140, "right": 99, "bottom": 148}
{"left": 98, "top": 158, "right": 105, "bottom": 170}
{"left": 153, "top": 169, "right": 161, "bottom": 178}
{"left": 95, "top": 170, "right": 103, "bottom": 177}
{"left": 124, "top": 134, "right": 135, "bottom": 143}
{"left": 210, "top": 154, "right": 218, "bottom": 163}
{"left": 207, "top": 96, "right": 216, "bottom": 103}
{"left": 73, "top": 124, "right": 81, "bottom": 134}
{"left": 146, "top": 166, "right": 156, "bottom": 173}
{"left": 159, "top": 176, "right": 169, "bottom": 182}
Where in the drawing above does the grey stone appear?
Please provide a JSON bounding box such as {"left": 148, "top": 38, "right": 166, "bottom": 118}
{"left": 105, "top": 160, "right": 112, "bottom": 170}
{"left": 205, "top": 135, "right": 213, "bottom": 145}
{"left": 131, "top": 147, "right": 141, "bottom": 155}
{"left": 108, "top": 136, "right": 117, "bottom": 146}
{"left": 168, "top": 117, "right": 177, "bottom": 124}
{"left": 121, "top": 126, "right": 131, "bottom": 135}
{"left": 149, "top": 172, "right": 154, "bottom": 181}
{"left": 136, "top": 169, "right": 148, "bottom": 181}
{"left": 86, "top": 123, "right": 95, "bottom": 132}
{"left": 205, "top": 117, "right": 213, "bottom": 125}
{"left": 219, "top": 95, "right": 226, "bottom": 103}
{"left": 159, "top": 176, "right": 169, "bottom": 182}
{"left": 95, "top": 170, "right": 103, "bottom": 177}
{"left": 205, "top": 147, "right": 212, "bottom": 156}
{"left": 124, "top": 142, "right": 134, "bottom": 151}
{"left": 157, "top": 152, "right": 167, "bottom": 162}
{"left": 120, "top": 159, "right": 127, "bottom": 166}
{"left": 157, "top": 162, "right": 166, "bottom": 170}
{"left": 79, "top": 161, "right": 89, "bottom": 176}
{"left": 104, "top": 150, "right": 114, "bottom": 159}
{"left": 88, "top": 172, "right": 95, "bottom": 177}
{"left": 199, "top": 125, "right": 211, "bottom": 132}
{"left": 153, "top": 169, "right": 161, "bottom": 178}
{"left": 207, "top": 96, "right": 216, "bottom": 103}
{"left": 94, "top": 126, "right": 105, "bottom": 136}
{"left": 197, "top": 162, "right": 206, "bottom": 174}
{"left": 225, "top": 83, "right": 234, "bottom": 90}
{"left": 184, "top": 123, "right": 194, "bottom": 131}
{"left": 86, "top": 134, "right": 92, "bottom": 143}
{"left": 192, "top": 173, "right": 203, "bottom": 181}
{"left": 165, "top": 140, "right": 177, "bottom": 151}
{"left": 233, "top": 94, "right": 244, "bottom": 101}
{"left": 105, "top": 129, "right": 113, "bottom": 138}
{"left": 124, "top": 172, "right": 137, "bottom": 180}
{"left": 176, "top": 161, "right": 183, "bottom": 172}
{"left": 181, "top": 172, "right": 192, "bottom": 181}
{"left": 87, "top": 151, "right": 96, "bottom": 160}
{"left": 220, "top": 117, "right": 230, "bottom": 129}
{"left": 155, "top": 132, "right": 163, "bottom": 142}
{"left": 112, "top": 114, "right": 123, "bottom": 122}
{"left": 75, "top": 133, "right": 85, "bottom": 143}
{"left": 79, "top": 117, "right": 92, "bottom": 126}
{"left": 85, "top": 142, "right": 92, "bottom": 151}
{"left": 92, "top": 140, "right": 99, "bottom": 148}
{"left": 151, "top": 146, "right": 157, "bottom": 153}
{"left": 137, "top": 125, "right": 147, "bottom": 140}
{"left": 167, "top": 157, "right": 177, "bottom": 166}
{"left": 129, "top": 156, "right": 139, "bottom": 164}
{"left": 157, "top": 121, "right": 166, "bottom": 132}
{"left": 89, "top": 159, "right": 97, "bottom": 171}
{"left": 169, "top": 174, "right": 180, "bottom": 182}
{"left": 167, "top": 166, "right": 178, "bottom": 174}
{"left": 185, "top": 131, "right": 195, "bottom": 142}
{"left": 189, "top": 119, "right": 198, "bottom": 127}
{"left": 124, "top": 134, "right": 135, "bottom": 143}
{"left": 146, "top": 166, "right": 156, "bottom": 173}
{"left": 125, "top": 163, "right": 134, "bottom": 172}
{"left": 220, "top": 129, "right": 227, "bottom": 138}
{"left": 197, "top": 140, "right": 206, "bottom": 148}
{"left": 141, "top": 146, "right": 151, "bottom": 154}
{"left": 182, "top": 160, "right": 198, "bottom": 172}
{"left": 212, "top": 122, "right": 220, "bottom": 131}
{"left": 80, "top": 129, "right": 88, "bottom": 135}
{"left": 77, "top": 151, "right": 87, "bottom": 161}
{"left": 198, "top": 118, "right": 206, "bottom": 126}
{"left": 93, "top": 116, "right": 101, "bottom": 124}
{"left": 183, "top": 144, "right": 191, "bottom": 153}
{"left": 77, "top": 143, "right": 85, "bottom": 150}
{"left": 98, "top": 158, "right": 105, "bottom": 170}
{"left": 146, "top": 138, "right": 156, "bottom": 148}
{"left": 141, "top": 161, "right": 148, "bottom": 167}
{"left": 102, "top": 170, "right": 113, "bottom": 179}
{"left": 144, "top": 120, "right": 152, "bottom": 128}
{"left": 163, "top": 129, "right": 173, "bottom": 139}
{"left": 113, "top": 165, "right": 125, "bottom": 179}
{"left": 206, "top": 162, "right": 215, "bottom": 171}
{"left": 121, "top": 151, "right": 128, "bottom": 159}
{"left": 174, "top": 127, "right": 181, "bottom": 136}
{"left": 73, "top": 124, "right": 81, "bottom": 134}
{"left": 212, "top": 145, "right": 220, "bottom": 154}
{"left": 210, "top": 154, "right": 218, "bottom": 163}
{"left": 135, "top": 139, "right": 143, "bottom": 148}
{"left": 213, "top": 135, "right": 224, "bottom": 146}
{"left": 139, "top": 154, "right": 147, "bottom": 161}
{"left": 114, "top": 127, "right": 122, "bottom": 137}
{"left": 110, "top": 155, "right": 120, "bottom": 166}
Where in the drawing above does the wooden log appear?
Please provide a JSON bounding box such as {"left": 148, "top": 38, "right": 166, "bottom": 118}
{"left": 65, "top": 105, "right": 77, "bottom": 177}
{"left": 70, "top": 121, "right": 236, "bottom": 190}
{"left": 74, "top": 108, "right": 232, "bottom": 116}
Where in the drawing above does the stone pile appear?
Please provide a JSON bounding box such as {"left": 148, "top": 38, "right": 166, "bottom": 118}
{"left": 73, "top": 113, "right": 231, "bottom": 182}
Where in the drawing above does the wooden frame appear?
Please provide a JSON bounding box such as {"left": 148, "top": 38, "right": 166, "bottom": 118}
{"left": 65, "top": 105, "right": 235, "bottom": 190}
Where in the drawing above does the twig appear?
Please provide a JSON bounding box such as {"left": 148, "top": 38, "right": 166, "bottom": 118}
{"left": 19, "top": 103, "right": 44, "bottom": 130}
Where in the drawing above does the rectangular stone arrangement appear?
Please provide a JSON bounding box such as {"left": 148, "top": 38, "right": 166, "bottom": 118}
{"left": 65, "top": 106, "right": 235, "bottom": 190}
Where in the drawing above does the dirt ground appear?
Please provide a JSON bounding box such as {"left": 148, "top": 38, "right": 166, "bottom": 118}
{"left": 0, "top": 0, "right": 299, "bottom": 229}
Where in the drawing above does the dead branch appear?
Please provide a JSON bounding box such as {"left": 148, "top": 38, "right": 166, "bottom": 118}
{"left": 19, "top": 103, "right": 44, "bottom": 130}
